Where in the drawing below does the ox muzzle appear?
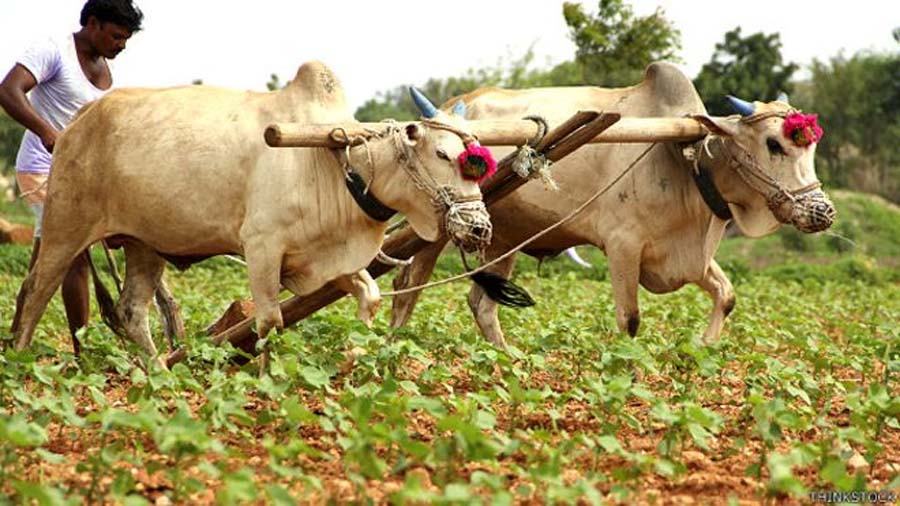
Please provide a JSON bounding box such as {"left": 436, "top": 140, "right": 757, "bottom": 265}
{"left": 436, "top": 186, "right": 492, "bottom": 253}
{"left": 770, "top": 187, "right": 836, "bottom": 233}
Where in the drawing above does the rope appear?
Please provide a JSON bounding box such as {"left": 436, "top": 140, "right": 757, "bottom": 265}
{"left": 380, "top": 143, "right": 659, "bottom": 297}
{"left": 376, "top": 250, "right": 413, "bottom": 266}
{"left": 18, "top": 178, "right": 49, "bottom": 200}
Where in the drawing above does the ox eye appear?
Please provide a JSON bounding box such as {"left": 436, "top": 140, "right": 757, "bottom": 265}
{"left": 766, "top": 137, "right": 785, "bottom": 156}
{"left": 436, "top": 148, "right": 451, "bottom": 161}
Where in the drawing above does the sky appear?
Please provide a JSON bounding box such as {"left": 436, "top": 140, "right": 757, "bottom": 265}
{"left": 0, "top": 1, "right": 897, "bottom": 110}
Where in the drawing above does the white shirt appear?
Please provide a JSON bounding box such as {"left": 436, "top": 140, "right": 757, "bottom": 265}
{"left": 15, "top": 35, "right": 110, "bottom": 174}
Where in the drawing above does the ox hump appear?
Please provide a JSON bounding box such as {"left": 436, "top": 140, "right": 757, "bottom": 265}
{"left": 642, "top": 62, "right": 704, "bottom": 113}
{"left": 288, "top": 61, "right": 346, "bottom": 108}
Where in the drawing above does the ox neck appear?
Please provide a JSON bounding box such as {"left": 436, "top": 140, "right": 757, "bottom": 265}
{"left": 696, "top": 136, "right": 756, "bottom": 221}
{"left": 341, "top": 140, "right": 398, "bottom": 222}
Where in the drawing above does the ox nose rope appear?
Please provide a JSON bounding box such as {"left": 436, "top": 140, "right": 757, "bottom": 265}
{"left": 379, "top": 142, "right": 659, "bottom": 298}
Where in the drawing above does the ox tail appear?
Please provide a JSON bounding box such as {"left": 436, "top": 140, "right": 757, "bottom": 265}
{"left": 461, "top": 252, "right": 535, "bottom": 308}
{"left": 85, "top": 249, "right": 125, "bottom": 337}
{"left": 471, "top": 271, "right": 536, "bottom": 308}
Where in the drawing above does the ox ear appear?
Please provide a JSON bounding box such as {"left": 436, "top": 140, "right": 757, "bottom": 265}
{"left": 451, "top": 100, "right": 467, "bottom": 117}
{"left": 693, "top": 114, "right": 739, "bottom": 138}
{"left": 405, "top": 123, "right": 422, "bottom": 143}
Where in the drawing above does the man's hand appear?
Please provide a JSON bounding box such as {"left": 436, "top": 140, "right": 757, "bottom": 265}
{"left": 40, "top": 129, "right": 58, "bottom": 153}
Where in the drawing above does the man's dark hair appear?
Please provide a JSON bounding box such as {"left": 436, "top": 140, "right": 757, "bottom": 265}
{"left": 80, "top": 0, "right": 143, "bottom": 32}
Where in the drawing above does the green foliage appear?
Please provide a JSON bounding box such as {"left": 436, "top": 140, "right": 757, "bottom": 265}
{"left": 693, "top": 27, "right": 798, "bottom": 115}
{"left": 265, "top": 73, "right": 284, "bottom": 91}
{"left": 355, "top": 50, "right": 562, "bottom": 122}
{"left": 562, "top": 0, "right": 681, "bottom": 86}
{"left": 799, "top": 49, "right": 900, "bottom": 201}
{"left": 354, "top": 0, "right": 682, "bottom": 121}
{"left": 717, "top": 191, "right": 900, "bottom": 278}
{"left": 0, "top": 109, "right": 24, "bottom": 176}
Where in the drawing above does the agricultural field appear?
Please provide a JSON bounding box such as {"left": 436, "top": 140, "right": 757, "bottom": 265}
{"left": 0, "top": 191, "right": 897, "bottom": 505}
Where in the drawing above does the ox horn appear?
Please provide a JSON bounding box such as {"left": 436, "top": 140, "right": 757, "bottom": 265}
{"left": 409, "top": 87, "right": 438, "bottom": 119}
{"left": 776, "top": 91, "right": 790, "bottom": 104}
{"left": 726, "top": 95, "right": 756, "bottom": 116}
{"left": 451, "top": 100, "right": 467, "bottom": 117}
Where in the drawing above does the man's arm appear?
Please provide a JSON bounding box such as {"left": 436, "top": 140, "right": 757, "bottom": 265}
{"left": 0, "top": 64, "right": 57, "bottom": 152}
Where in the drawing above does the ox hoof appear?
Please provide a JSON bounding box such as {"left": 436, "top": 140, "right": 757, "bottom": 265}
{"left": 626, "top": 314, "right": 640, "bottom": 337}
{"left": 358, "top": 297, "right": 382, "bottom": 329}
{"left": 723, "top": 296, "right": 737, "bottom": 317}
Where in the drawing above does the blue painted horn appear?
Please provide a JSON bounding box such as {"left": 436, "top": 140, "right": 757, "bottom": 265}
{"left": 451, "top": 100, "right": 467, "bottom": 117}
{"left": 726, "top": 95, "right": 756, "bottom": 116}
{"left": 409, "top": 86, "right": 438, "bottom": 119}
{"left": 776, "top": 91, "right": 790, "bottom": 104}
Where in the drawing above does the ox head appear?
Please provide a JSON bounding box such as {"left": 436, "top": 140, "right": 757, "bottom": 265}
{"left": 367, "top": 88, "right": 495, "bottom": 251}
{"left": 694, "top": 94, "right": 835, "bottom": 237}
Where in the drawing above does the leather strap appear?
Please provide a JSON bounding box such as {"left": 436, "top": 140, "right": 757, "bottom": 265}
{"left": 692, "top": 163, "right": 733, "bottom": 221}
{"left": 345, "top": 171, "right": 396, "bottom": 222}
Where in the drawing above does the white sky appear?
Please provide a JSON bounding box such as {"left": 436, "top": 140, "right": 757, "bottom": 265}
{"left": 1, "top": 1, "right": 897, "bottom": 110}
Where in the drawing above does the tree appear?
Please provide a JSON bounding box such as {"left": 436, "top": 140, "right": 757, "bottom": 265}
{"left": 354, "top": 0, "right": 681, "bottom": 120}
{"left": 355, "top": 49, "right": 557, "bottom": 122}
{"left": 801, "top": 50, "right": 900, "bottom": 201}
{"left": 562, "top": 0, "right": 681, "bottom": 86}
{"left": 693, "top": 27, "right": 798, "bottom": 115}
{"left": 266, "top": 73, "right": 283, "bottom": 91}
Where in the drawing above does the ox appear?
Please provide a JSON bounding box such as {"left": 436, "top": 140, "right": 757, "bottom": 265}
{"left": 391, "top": 62, "right": 835, "bottom": 347}
{"left": 10, "top": 61, "right": 493, "bottom": 368}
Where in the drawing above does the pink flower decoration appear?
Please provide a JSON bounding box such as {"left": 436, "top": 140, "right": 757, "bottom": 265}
{"left": 783, "top": 112, "right": 824, "bottom": 147}
{"left": 457, "top": 142, "right": 497, "bottom": 183}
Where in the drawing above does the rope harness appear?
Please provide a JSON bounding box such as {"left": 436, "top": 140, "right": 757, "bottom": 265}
{"left": 332, "top": 121, "right": 492, "bottom": 253}
{"left": 687, "top": 110, "right": 835, "bottom": 233}
{"left": 509, "top": 115, "right": 557, "bottom": 190}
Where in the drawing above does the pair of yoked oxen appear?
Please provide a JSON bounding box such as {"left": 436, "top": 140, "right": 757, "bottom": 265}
{"left": 10, "top": 61, "right": 834, "bottom": 368}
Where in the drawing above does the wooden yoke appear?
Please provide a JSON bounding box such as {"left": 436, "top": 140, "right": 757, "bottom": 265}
{"left": 166, "top": 111, "right": 627, "bottom": 367}
{"left": 265, "top": 117, "right": 707, "bottom": 148}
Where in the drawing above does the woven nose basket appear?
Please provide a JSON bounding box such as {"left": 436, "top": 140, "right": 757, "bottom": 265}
{"left": 445, "top": 200, "right": 492, "bottom": 253}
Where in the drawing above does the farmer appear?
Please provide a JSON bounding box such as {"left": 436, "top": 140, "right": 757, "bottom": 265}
{"left": 0, "top": 0, "right": 143, "bottom": 354}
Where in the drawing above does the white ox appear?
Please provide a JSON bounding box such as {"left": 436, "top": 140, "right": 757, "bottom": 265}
{"left": 391, "top": 62, "right": 835, "bottom": 346}
{"left": 10, "top": 61, "right": 492, "bottom": 368}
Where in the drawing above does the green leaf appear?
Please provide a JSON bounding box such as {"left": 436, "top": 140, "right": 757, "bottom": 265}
{"left": 266, "top": 484, "right": 296, "bottom": 506}
{"left": 299, "top": 366, "right": 331, "bottom": 389}
{"left": 12, "top": 481, "right": 69, "bottom": 506}
{"left": 443, "top": 483, "right": 472, "bottom": 501}
{"left": 597, "top": 435, "right": 623, "bottom": 454}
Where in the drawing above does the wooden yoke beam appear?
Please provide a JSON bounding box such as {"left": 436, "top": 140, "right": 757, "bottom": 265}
{"left": 265, "top": 116, "right": 707, "bottom": 149}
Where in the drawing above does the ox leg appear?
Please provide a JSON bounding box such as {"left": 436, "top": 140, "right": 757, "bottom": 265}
{"left": 244, "top": 243, "right": 284, "bottom": 375}
{"left": 61, "top": 250, "right": 91, "bottom": 356}
{"left": 117, "top": 242, "right": 167, "bottom": 370}
{"left": 606, "top": 244, "right": 642, "bottom": 337}
{"left": 334, "top": 270, "right": 381, "bottom": 328}
{"left": 695, "top": 259, "right": 736, "bottom": 344}
{"left": 390, "top": 238, "right": 446, "bottom": 329}
{"left": 154, "top": 277, "right": 185, "bottom": 352}
{"left": 13, "top": 240, "right": 92, "bottom": 352}
{"left": 467, "top": 250, "right": 517, "bottom": 349}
